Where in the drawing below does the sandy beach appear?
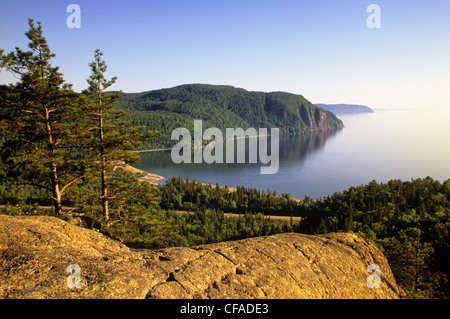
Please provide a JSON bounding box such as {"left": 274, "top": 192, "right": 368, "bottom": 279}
{"left": 118, "top": 164, "right": 166, "bottom": 185}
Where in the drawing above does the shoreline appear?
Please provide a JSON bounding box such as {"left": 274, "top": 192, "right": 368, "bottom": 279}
{"left": 122, "top": 164, "right": 302, "bottom": 202}
{"left": 133, "top": 148, "right": 172, "bottom": 153}
{"left": 133, "top": 126, "right": 343, "bottom": 154}
{"left": 119, "top": 164, "right": 166, "bottom": 185}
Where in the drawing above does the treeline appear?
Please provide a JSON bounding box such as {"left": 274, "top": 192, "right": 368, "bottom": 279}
{"left": 156, "top": 176, "right": 301, "bottom": 245}
{"left": 159, "top": 176, "right": 306, "bottom": 216}
{"left": 2, "top": 168, "right": 449, "bottom": 298}
{"left": 168, "top": 209, "right": 295, "bottom": 246}
{"left": 299, "top": 177, "right": 450, "bottom": 299}
{"left": 157, "top": 176, "right": 450, "bottom": 298}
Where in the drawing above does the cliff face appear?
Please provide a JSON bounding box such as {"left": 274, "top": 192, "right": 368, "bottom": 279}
{"left": 0, "top": 215, "right": 404, "bottom": 299}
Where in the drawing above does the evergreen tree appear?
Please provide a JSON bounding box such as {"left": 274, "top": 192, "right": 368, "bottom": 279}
{"left": 82, "top": 49, "right": 158, "bottom": 222}
{"left": 0, "top": 19, "right": 84, "bottom": 215}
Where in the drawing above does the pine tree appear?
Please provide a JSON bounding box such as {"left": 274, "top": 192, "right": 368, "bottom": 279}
{"left": 82, "top": 49, "right": 157, "bottom": 223}
{"left": 0, "top": 19, "right": 84, "bottom": 215}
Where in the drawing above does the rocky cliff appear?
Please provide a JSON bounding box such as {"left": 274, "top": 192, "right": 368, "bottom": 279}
{"left": 0, "top": 214, "right": 404, "bottom": 299}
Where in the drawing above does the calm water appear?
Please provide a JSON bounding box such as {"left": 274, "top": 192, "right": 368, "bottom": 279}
{"left": 134, "top": 109, "right": 450, "bottom": 199}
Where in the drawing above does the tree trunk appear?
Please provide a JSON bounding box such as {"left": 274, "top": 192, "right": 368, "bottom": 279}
{"left": 50, "top": 170, "right": 63, "bottom": 215}
{"left": 98, "top": 93, "right": 109, "bottom": 223}
{"left": 101, "top": 163, "right": 109, "bottom": 222}
{"left": 44, "top": 105, "right": 63, "bottom": 215}
{"left": 49, "top": 161, "right": 63, "bottom": 216}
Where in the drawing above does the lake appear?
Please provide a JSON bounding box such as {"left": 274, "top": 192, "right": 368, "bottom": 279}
{"left": 134, "top": 109, "right": 450, "bottom": 199}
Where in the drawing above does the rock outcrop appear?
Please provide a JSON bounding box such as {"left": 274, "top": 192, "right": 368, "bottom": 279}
{"left": 0, "top": 214, "right": 405, "bottom": 299}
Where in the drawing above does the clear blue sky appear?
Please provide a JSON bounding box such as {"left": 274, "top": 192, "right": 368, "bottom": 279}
{"left": 1, "top": 0, "right": 450, "bottom": 110}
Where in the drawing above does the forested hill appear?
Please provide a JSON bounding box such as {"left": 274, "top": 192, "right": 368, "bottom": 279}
{"left": 115, "top": 84, "right": 344, "bottom": 149}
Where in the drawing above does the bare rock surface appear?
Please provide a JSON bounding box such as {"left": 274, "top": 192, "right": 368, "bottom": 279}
{"left": 0, "top": 214, "right": 405, "bottom": 299}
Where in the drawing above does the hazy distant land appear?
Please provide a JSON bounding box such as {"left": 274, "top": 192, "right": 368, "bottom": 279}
{"left": 315, "top": 103, "right": 374, "bottom": 114}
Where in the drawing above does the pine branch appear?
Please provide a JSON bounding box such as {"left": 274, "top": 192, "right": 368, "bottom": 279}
{"left": 60, "top": 175, "right": 85, "bottom": 195}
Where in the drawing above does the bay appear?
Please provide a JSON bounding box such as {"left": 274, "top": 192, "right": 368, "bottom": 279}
{"left": 134, "top": 109, "right": 450, "bottom": 199}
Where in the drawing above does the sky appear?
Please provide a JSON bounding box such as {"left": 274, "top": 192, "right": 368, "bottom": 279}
{"left": 1, "top": 0, "right": 450, "bottom": 110}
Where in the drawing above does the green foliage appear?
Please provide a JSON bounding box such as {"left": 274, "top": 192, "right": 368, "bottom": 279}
{"left": 299, "top": 177, "right": 450, "bottom": 299}
{"left": 158, "top": 176, "right": 450, "bottom": 298}
{"left": 105, "top": 206, "right": 187, "bottom": 248}
{"left": 0, "top": 19, "right": 173, "bottom": 248}
{"left": 159, "top": 176, "right": 306, "bottom": 217}
{"left": 168, "top": 209, "right": 289, "bottom": 246}
{"left": 156, "top": 176, "right": 301, "bottom": 245}
{"left": 80, "top": 49, "right": 158, "bottom": 221}
{"left": 0, "top": 203, "right": 53, "bottom": 216}
{"left": 0, "top": 180, "right": 51, "bottom": 206}
{"left": 73, "top": 168, "right": 185, "bottom": 248}
{"left": 0, "top": 19, "right": 83, "bottom": 214}
{"left": 115, "top": 84, "right": 344, "bottom": 149}
{"left": 82, "top": 49, "right": 151, "bottom": 169}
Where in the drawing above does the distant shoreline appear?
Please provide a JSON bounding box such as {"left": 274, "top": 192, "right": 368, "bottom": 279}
{"left": 123, "top": 164, "right": 302, "bottom": 202}
{"left": 133, "top": 126, "right": 343, "bottom": 154}
{"left": 133, "top": 148, "right": 172, "bottom": 153}
{"left": 133, "top": 133, "right": 269, "bottom": 154}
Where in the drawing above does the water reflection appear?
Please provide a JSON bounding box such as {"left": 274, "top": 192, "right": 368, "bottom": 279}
{"left": 135, "top": 110, "right": 450, "bottom": 199}
{"left": 134, "top": 128, "right": 343, "bottom": 190}
{"left": 279, "top": 129, "right": 341, "bottom": 165}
